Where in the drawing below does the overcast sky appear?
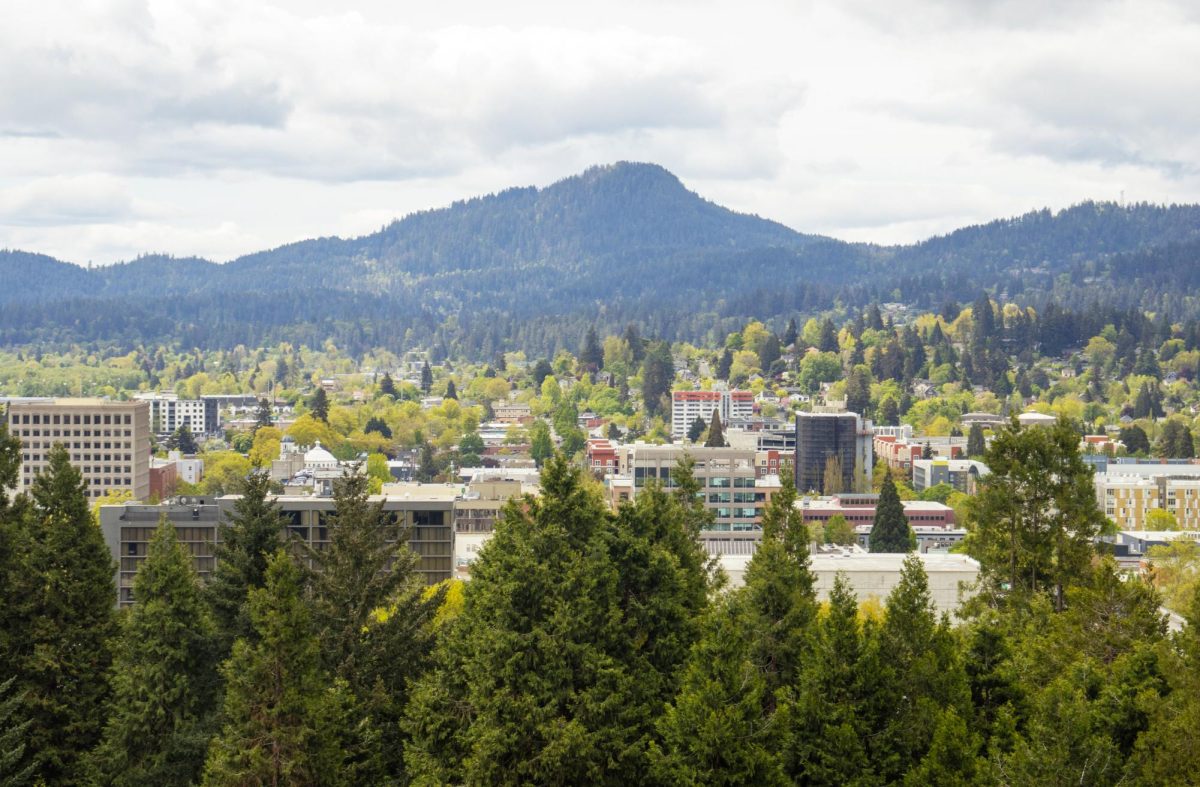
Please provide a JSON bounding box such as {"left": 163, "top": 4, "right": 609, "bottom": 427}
{"left": 1, "top": 0, "right": 1197, "bottom": 264}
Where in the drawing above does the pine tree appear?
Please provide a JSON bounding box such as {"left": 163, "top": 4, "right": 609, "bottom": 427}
{"left": 305, "top": 470, "right": 443, "bottom": 781}
{"left": 7, "top": 445, "right": 116, "bottom": 786}
{"left": 869, "top": 473, "right": 915, "bottom": 552}
{"left": 818, "top": 318, "right": 839, "bottom": 353}
{"left": 580, "top": 325, "right": 604, "bottom": 370}
{"left": 206, "top": 471, "right": 284, "bottom": 657}
{"left": 704, "top": 409, "right": 726, "bottom": 447}
{"left": 783, "top": 318, "right": 799, "bottom": 348}
{"left": 253, "top": 397, "right": 272, "bottom": 432}
{"left": 379, "top": 372, "right": 397, "bottom": 398}
{"left": 716, "top": 347, "right": 733, "bottom": 380}
{"left": 966, "top": 422, "right": 986, "bottom": 458}
{"left": 203, "top": 551, "right": 343, "bottom": 785}
{"left": 444, "top": 379, "right": 458, "bottom": 400}
{"left": 420, "top": 360, "right": 433, "bottom": 394}
{"left": 759, "top": 334, "right": 782, "bottom": 373}
{"left": 169, "top": 424, "right": 199, "bottom": 454}
{"left": 781, "top": 574, "right": 873, "bottom": 785}
{"left": 415, "top": 441, "right": 438, "bottom": 482}
{"left": 687, "top": 416, "right": 706, "bottom": 443}
{"left": 90, "top": 518, "right": 219, "bottom": 786}
{"left": 641, "top": 341, "right": 675, "bottom": 416}
{"left": 0, "top": 677, "right": 32, "bottom": 787}
{"left": 308, "top": 386, "right": 330, "bottom": 422}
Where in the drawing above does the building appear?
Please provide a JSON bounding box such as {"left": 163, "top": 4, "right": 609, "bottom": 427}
{"left": 796, "top": 493, "right": 957, "bottom": 529}
{"left": 670, "top": 389, "right": 754, "bottom": 439}
{"left": 585, "top": 438, "right": 618, "bottom": 475}
{"left": 134, "top": 392, "right": 209, "bottom": 438}
{"left": 449, "top": 476, "right": 539, "bottom": 580}
{"left": 1095, "top": 462, "right": 1200, "bottom": 530}
{"left": 911, "top": 459, "right": 989, "bottom": 494}
{"left": 99, "top": 491, "right": 455, "bottom": 606}
{"left": 1017, "top": 411, "right": 1058, "bottom": 428}
{"left": 6, "top": 398, "right": 151, "bottom": 501}
{"left": 148, "top": 458, "right": 178, "bottom": 500}
{"left": 719, "top": 551, "right": 979, "bottom": 613}
{"left": 853, "top": 524, "right": 968, "bottom": 552}
{"left": 794, "top": 412, "right": 872, "bottom": 494}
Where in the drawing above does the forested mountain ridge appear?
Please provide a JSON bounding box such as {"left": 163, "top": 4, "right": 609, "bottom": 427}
{"left": 1, "top": 162, "right": 1199, "bottom": 356}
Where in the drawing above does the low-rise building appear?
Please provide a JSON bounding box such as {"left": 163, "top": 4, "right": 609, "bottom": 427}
{"left": 1095, "top": 462, "right": 1200, "bottom": 530}
{"left": 796, "top": 493, "right": 957, "bottom": 529}
{"left": 911, "top": 458, "right": 989, "bottom": 494}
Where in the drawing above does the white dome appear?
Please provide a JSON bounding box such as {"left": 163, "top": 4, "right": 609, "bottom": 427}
{"left": 304, "top": 441, "right": 337, "bottom": 467}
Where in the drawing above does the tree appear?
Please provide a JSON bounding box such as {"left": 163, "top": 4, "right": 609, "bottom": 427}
{"left": 844, "top": 366, "right": 871, "bottom": 416}
{"left": 247, "top": 424, "right": 281, "bottom": 468}
{"left": 818, "top": 318, "right": 839, "bottom": 353}
{"left": 6, "top": 445, "right": 116, "bottom": 786}
{"left": 529, "top": 419, "right": 554, "bottom": 467}
{"left": 869, "top": 474, "right": 915, "bottom": 552}
{"left": 641, "top": 341, "right": 675, "bottom": 416}
{"left": 308, "top": 386, "right": 330, "bottom": 422}
{"left": 532, "top": 358, "right": 553, "bottom": 388}
{"left": 458, "top": 431, "right": 485, "bottom": 467}
{"left": 1146, "top": 508, "right": 1178, "bottom": 531}
{"left": 823, "top": 454, "right": 843, "bottom": 495}
{"left": 687, "top": 416, "right": 706, "bottom": 443}
{"left": 824, "top": 513, "right": 856, "bottom": 545}
{"left": 206, "top": 471, "right": 284, "bottom": 657}
{"left": 379, "top": 372, "right": 397, "bottom": 398}
{"left": 580, "top": 325, "right": 603, "bottom": 371}
{"left": 253, "top": 397, "right": 272, "bottom": 432}
{"left": 1119, "top": 425, "right": 1151, "bottom": 456}
{"left": 364, "top": 416, "right": 392, "bottom": 439}
{"left": 0, "top": 677, "right": 32, "bottom": 787}
{"left": 305, "top": 469, "right": 443, "bottom": 782}
{"left": 783, "top": 318, "right": 798, "bottom": 348}
{"left": 202, "top": 552, "right": 344, "bottom": 785}
{"left": 967, "top": 416, "right": 1107, "bottom": 611}
{"left": 365, "top": 453, "right": 392, "bottom": 492}
{"left": 758, "top": 334, "right": 782, "bottom": 373}
{"left": 444, "top": 379, "right": 458, "bottom": 400}
{"left": 1156, "top": 420, "right": 1195, "bottom": 459}
{"left": 716, "top": 347, "right": 733, "bottom": 380}
{"left": 878, "top": 396, "right": 900, "bottom": 427}
{"left": 966, "top": 423, "right": 986, "bottom": 458}
{"left": 167, "top": 424, "right": 199, "bottom": 454}
{"left": 90, "top": 518, "right": 219, "bottom": 786}
{"left": 419, "top": 361, "right": 433, "bottom": 394}
{"left": 415, "top": 441, "right": 438, "bottom": 483}
{"left": 704, "top": 409, "right": 726, "bottom": 447}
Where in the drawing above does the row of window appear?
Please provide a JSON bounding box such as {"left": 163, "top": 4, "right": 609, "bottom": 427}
{"left": 24, "top": 453, "right": 132, "bottom": 462}
{"left": 16, "top": 428, "right": 134, "bottom": 439}
{"left": 13, "top": 412, "right": 136, "bottom": 425}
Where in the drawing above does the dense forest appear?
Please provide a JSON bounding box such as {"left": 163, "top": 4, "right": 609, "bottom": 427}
{"left": 2, "top": 162, "right": 1200, "bottom": 358}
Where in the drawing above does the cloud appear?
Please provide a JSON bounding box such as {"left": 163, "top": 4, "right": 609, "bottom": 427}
{"left": 0, "top": 175, "right": 138, "bottom": 226}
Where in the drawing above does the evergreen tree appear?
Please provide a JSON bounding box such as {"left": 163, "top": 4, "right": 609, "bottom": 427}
{"left": 1119, "top": 424, "right": 1151, "bottom": 455}
{"left": 308, "top": 386, "right": 330, "bottom": 422}
{"left": 0, "top": 677, "right": 32, "bottom": 787}
{"left": 379, "top": 372, "right": 397, "bottom": 398}
{"left": 253, "top": 397, "right": 272, "bottom": 432}
{"left": 444, "top": 379, "right": 458, "bottom": 400}
{"left": 532, "top": 358, "right": 553, "bottom": 388}
{"left": 758, "top": 334, "right": 782, "bottom": 372}
{"left": 818, "top": 318, "right": 839, "bottom": 353}
{"left": 704, "top": 409, "right": 726, "bottom": 447}
{"left": 364, "top": 416, "right": 392, "bottom": 438}
{"left": 415, "top": 441, "right": 438, "bottom": 482}
{"left": 306, "top": 469, "right": 443, "bottom": 782}
{"left": 716, "top": 347, "right": 733, "bottom": 380}
{"left": 580, "top": 325, "right": 604, "bottom": 370}
{"left": 966, "top": 422, "right": 986, "bottom": 458}
{"left": 844, "top": 365, "right": 871, "bottom": 416}
{"left": 687, "top": 416, "right": 706, "bottom": 443}
{"left": 781, "top": 574, "right": 873, "bottom": 785}
{"left": 967, "top": 416, "right": 1107, "bottom": 611}
{"left": 168, "top": 424, "right": 199, "bottom": 454}
{"left": 420, "top": 360, "right": 434, "bottom": 394}
{"left": 878, "top": 396, "right": 899, "bottom": 427}
{"left": 529, "top": 420, "right": 554, "bottom": 467}
{"left": 869, "top": 473, "right": 915, "bottom": 552}
{"left": 783, "top": 318, "right": 798, "bottom": 348}
{"left": 206, "top": 471, "right": 284, "bottom": 658}
{"left": 641, "top": 341, "right": 675, "bottom": 416}
{"left": 6, "top": 445, "right": 116, "bottom": 786}
{"left": 203, "top": 552, "right": 343, "bottom": 785}
{"left": 90, "top": 518, "right": 219, "bottom": 786}
{"left": 622, "top": 324, "right": 645, "bottom": 364}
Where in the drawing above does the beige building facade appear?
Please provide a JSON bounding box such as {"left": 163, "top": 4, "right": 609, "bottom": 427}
{"left": 6, "top": 398, "right": 151, "bottom": 501}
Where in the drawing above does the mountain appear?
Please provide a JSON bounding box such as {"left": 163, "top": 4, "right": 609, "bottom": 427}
{"left": 1, "top": 162, "right": 1199, "bottom": 356}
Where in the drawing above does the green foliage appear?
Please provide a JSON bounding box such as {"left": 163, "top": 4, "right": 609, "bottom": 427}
{"left": 203, "top": 552, "right": 344, "bottom": 785}
{"left": 0, "top": 677, "right": 32, "bottom": 787}
{"left": 823, "top": 513, "right": 856, "bottom": 545}
{"left": 4, "top": 445, "right": 116, "bottom": 786}
{"left": 641, "top": 341, "right": 675, "bottom": 416}
{"left": 89, "top": 518, "right": 219, "bottom": 786}
{"left": 703, "top": 409, "right": 725, "bottom": 448}
{"left": 967, "top": 417, "right": 1107, "bottom": 610}
{"left": 966, "top": 422, "right": 986, "bottom": 458}
{"left": 869, "top": 474, "right": 915, "bottom": 552}
{"left": 206, "top": 471, "right": 284, "bottom": 657}
{"left": 687, "top": 416, "right": 706, "bottom": 443}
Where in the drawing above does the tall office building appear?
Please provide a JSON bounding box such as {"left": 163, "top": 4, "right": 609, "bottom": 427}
{"left": 134, "top": 392, "right": 208, "bottom": 438}
{"left": 794, "top": 411, "right": 873, "bottom": 494}
{"left": 6, "top": 398, "right": 151, "bottom": 500}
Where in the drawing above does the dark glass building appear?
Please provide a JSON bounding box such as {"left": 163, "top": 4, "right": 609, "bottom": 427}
{"left": 794, "top": 412, "right": 871, "bottom": 494}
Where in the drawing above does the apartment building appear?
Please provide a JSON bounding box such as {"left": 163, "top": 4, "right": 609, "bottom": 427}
{"left": 911, "top": 458, "right": 989, "bottom": 494}
{"left": 794, "top": 411, "right": 873, "bottom": 494}
{"left": 6, "top": 398, "right": 151, "bottom": 501}
{"left": 134, "top": 392, "right": 208, "bottom": 437}
{"left": 670, "top": 389, "right": 754, "bottom": 439}
{"left": 1095, "top": 462, "right": 1200, "bottom": 529}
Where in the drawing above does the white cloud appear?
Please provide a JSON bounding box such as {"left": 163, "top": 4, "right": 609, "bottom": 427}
{"left": 0, "top": 0, "right": 1197, "bottom": 262}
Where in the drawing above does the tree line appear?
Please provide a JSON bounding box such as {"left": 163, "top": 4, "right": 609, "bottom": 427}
{"left": 1, "top": 417, "right": 1199, "bottom": 784}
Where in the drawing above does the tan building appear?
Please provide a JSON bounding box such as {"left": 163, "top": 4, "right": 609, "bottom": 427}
{"left": 6, "top": 398, "right": 151, "bottom": 501}
{"left": 1097, "top": 467, "right": 1200, "bottom": 530}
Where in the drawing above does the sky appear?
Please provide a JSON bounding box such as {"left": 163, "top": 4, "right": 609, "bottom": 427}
{"left": 1, "top": 0, "right": 1198, "bottom": 264}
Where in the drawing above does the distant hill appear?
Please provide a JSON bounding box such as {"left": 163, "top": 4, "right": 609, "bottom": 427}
{"left": 2, "top": 162, "right": 1199, "bottom": 356}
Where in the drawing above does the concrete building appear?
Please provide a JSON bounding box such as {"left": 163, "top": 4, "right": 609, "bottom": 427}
{"left": 671, "top": 389, "right": 754, "bottom": 439}
{"left": 1018, "top": 411, "right": 1059, "bottom": 428}
{"left": 719, "top": 551, "right": 979, "bottom": 614}
{"left": 6, "top": 398, "right": 151, "bottom": 501}
{"left": 134, "top": 392, "right": 209, "bottom": 438}
{"left": 911, "top": 458, "right": 989, "bottom": 494}
{"left": 796, "top": 493, "right": 957, "bottom": 529}
{"left": 100, "top": 491, "right": 455, "bottom": 606}
{"left": 449, "top": 476, "right": 540, "bottom": 580}
{"left": 794, "top": 412, "right": 873, "bottom": 494}
{"left": 853, "top": 524, "right": 968, "bottom": 553}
